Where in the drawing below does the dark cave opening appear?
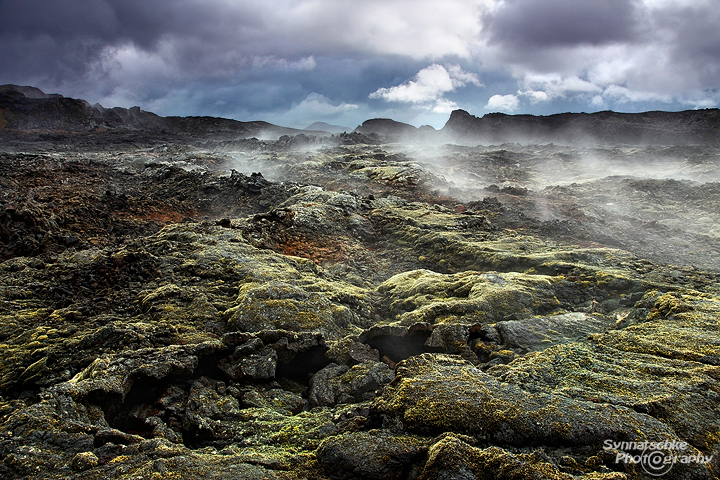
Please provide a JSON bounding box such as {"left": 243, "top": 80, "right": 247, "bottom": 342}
{"left": 95, "top": 344, "right": 334, "bottom": 449}
{"left": 102, "top": 374, "right": 180, "bottom": 440}
{"left": 100, "top": 351, "right": 233, "bottom": 442}
{"left": 274, "top": 345, "right": 331, "bottom": 384}
{"left": 364, "top": 330, "right": 435, "bottom": 364}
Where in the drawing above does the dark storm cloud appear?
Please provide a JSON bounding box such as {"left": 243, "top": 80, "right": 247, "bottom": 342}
{"left": 0, "top": 0, "right": 264, "bottom": 84}
{"left": 483, "top": 0, "right": 639, "bottom": 49}
{"left": 0, "top": 0, "right": 476, "bottom": 86}
{"left": 651, "top": 2, "right": 720, "bottom": 88}
{"left": 0, "top": 0, "right": 718, "bottom": 126}
{"left": 0, "top": 0, "right": 210, "bottom": 45}
{"left": 0, "top": 0, "right": 488, "bottom": 127}
{"left": 476, "top": 0, "right": 720, "bottom": 112}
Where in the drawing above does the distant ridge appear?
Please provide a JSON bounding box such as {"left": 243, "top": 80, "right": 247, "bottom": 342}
{"left": 442, "top": 108, "right": 720, "bottom": 145}
{"left": 304, "top": 121, "right": 350, "bottom": 134}
{"left": 0, "top": 84, "right": 316, "bottom": 139}
{"left": 3, "top": 85, "right": 719, "bottom": 145}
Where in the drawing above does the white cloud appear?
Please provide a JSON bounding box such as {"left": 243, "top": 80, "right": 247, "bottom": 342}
{"left": 585, "top": 49, "right": 638, "bottom": 87}
{"left": 603, "top": 85, "right": 673, "bottom": 104}
{"left": 433, "top": 98, "right": 460, "bottom": 113}
{"left": 272, "top": 0, "right": 492, "bottom": 59}
{"left": 96, "top": 41, "right": 177, "bottom": 84}
{"left": 485, "top": 94, "right": 519, "bottom": 112}
{"left": 689, "top": 98, "right": 718, "bottom": 109}
{"left": 369, "top": 64, "right": 482, "bottom": 112}
{"left": 520, "top": 90, "right": 549, "bottom": 103}
{"left": 371, "top": 65, "right": 453, "bottom": 103}
{"left": 291, "top": 93, "right": 358, "bottom": 115}
{"left": 520, "top": 74, "right": 602, "bottom": 100}
{"left": 446, "top": 64, "right": 484, "bottom": 85}
{"left": 641, "top": 0, "right": 710, "bottom": 8}
{"left": 513, "top": 70, "right": 676, "bottom": 110}
{"left": 590, "top": 95, "right": 606, "bottom": 108}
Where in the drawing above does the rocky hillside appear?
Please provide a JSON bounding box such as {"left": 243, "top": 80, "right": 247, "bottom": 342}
{"left": 1, "top": 91, "right": 720, "bottom": 479}
{"left": 354, "top": 118, "right": 419, "bottom": 137}
{"left": 0, "top": 85, "right": 314, "bottom": 139}
{"left": 442, "top": 108, "right": 720, "bottom": 145}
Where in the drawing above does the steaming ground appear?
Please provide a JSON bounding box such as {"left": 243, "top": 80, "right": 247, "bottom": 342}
{"left": 5, "top": 129, "right": 714, "bottom": 271}
{"left": 221, "top": 142, "right": 720, "bottom": 272}
{"left": 405, "top": 144, "right": 720, "bottom": 191}
{"left": 432, "top": 144, "right": 720, "bottom": 272}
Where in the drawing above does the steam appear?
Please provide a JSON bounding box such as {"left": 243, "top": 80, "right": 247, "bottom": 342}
{"left": 373, "top": 140, "right": 720, "bottom": 270}
{"left": 389, "top": 142, "right": 720, "bottom": 196}
{"left": 163, "top": 133, "right": 720, "bottom": 271}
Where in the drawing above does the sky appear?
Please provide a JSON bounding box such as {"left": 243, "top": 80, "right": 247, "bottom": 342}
{"left": 1, "top": 0, "right": 719, "bottom": 129}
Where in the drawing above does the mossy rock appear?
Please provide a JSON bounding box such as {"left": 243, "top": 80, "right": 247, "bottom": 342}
{"left": 226, "top": 281, "right": 361, "bottom": 339}
{"left": 420, "top": 435, "right": 575, "bottom": 480}
{"left": 378, "top": 270, "right": 561, "bottom": 324}
{"left": 309, "top": 361, "right": 395, "bottom": 407}
{"left": 597, "top": 290, "right": 720, "bottom": 363}
{"left": 316, "top": 430, "right": 427, "bottom": 480}
{"left": 373, "top": 354, "right": 687, "bottom": 448}
{"left": 494, "top": 342, "right": 720, "bottom": 453}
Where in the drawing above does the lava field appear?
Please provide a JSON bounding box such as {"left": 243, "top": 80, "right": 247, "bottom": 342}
{"left": 1, "top": 128, "right": 719, "bottom": 479}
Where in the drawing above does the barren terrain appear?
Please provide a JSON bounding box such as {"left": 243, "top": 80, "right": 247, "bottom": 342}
{"left": 1, "top": 120, "right": 719, "bottom": 479}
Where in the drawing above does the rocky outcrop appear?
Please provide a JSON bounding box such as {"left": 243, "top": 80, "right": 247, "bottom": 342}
{"left": 0, "top": 85, "right": 311, "bottom": 139}
{"left": 442, "top": 108, "right": 720, "bottom": 145}
{"left": 316, "top": 431, "right": 426, "bottom": 479}
{"left": 0, "top": 85, "right": 171, "bottom": 132}
{"left": 354, "top": 118, "right": 418, "bottom": 138}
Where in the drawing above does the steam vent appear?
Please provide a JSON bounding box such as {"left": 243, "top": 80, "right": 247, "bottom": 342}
{"left": 2, "top": 85, "right": 720, "bottom": 479}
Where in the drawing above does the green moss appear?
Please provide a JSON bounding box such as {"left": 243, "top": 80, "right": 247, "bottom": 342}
{"left": 496, "top": 340, "right": 720, "bottom": 450}
{"left": 226, "top": 281, "right": 361, "bottom": 338}
{"left": 378, "top": 270, "right": 561, "bottom": 324}
{"left": 647, "top": 292, "right": 695, "bottom": 320}
{"left": 373, "top": 353, "right": 681, "bottom": 450}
